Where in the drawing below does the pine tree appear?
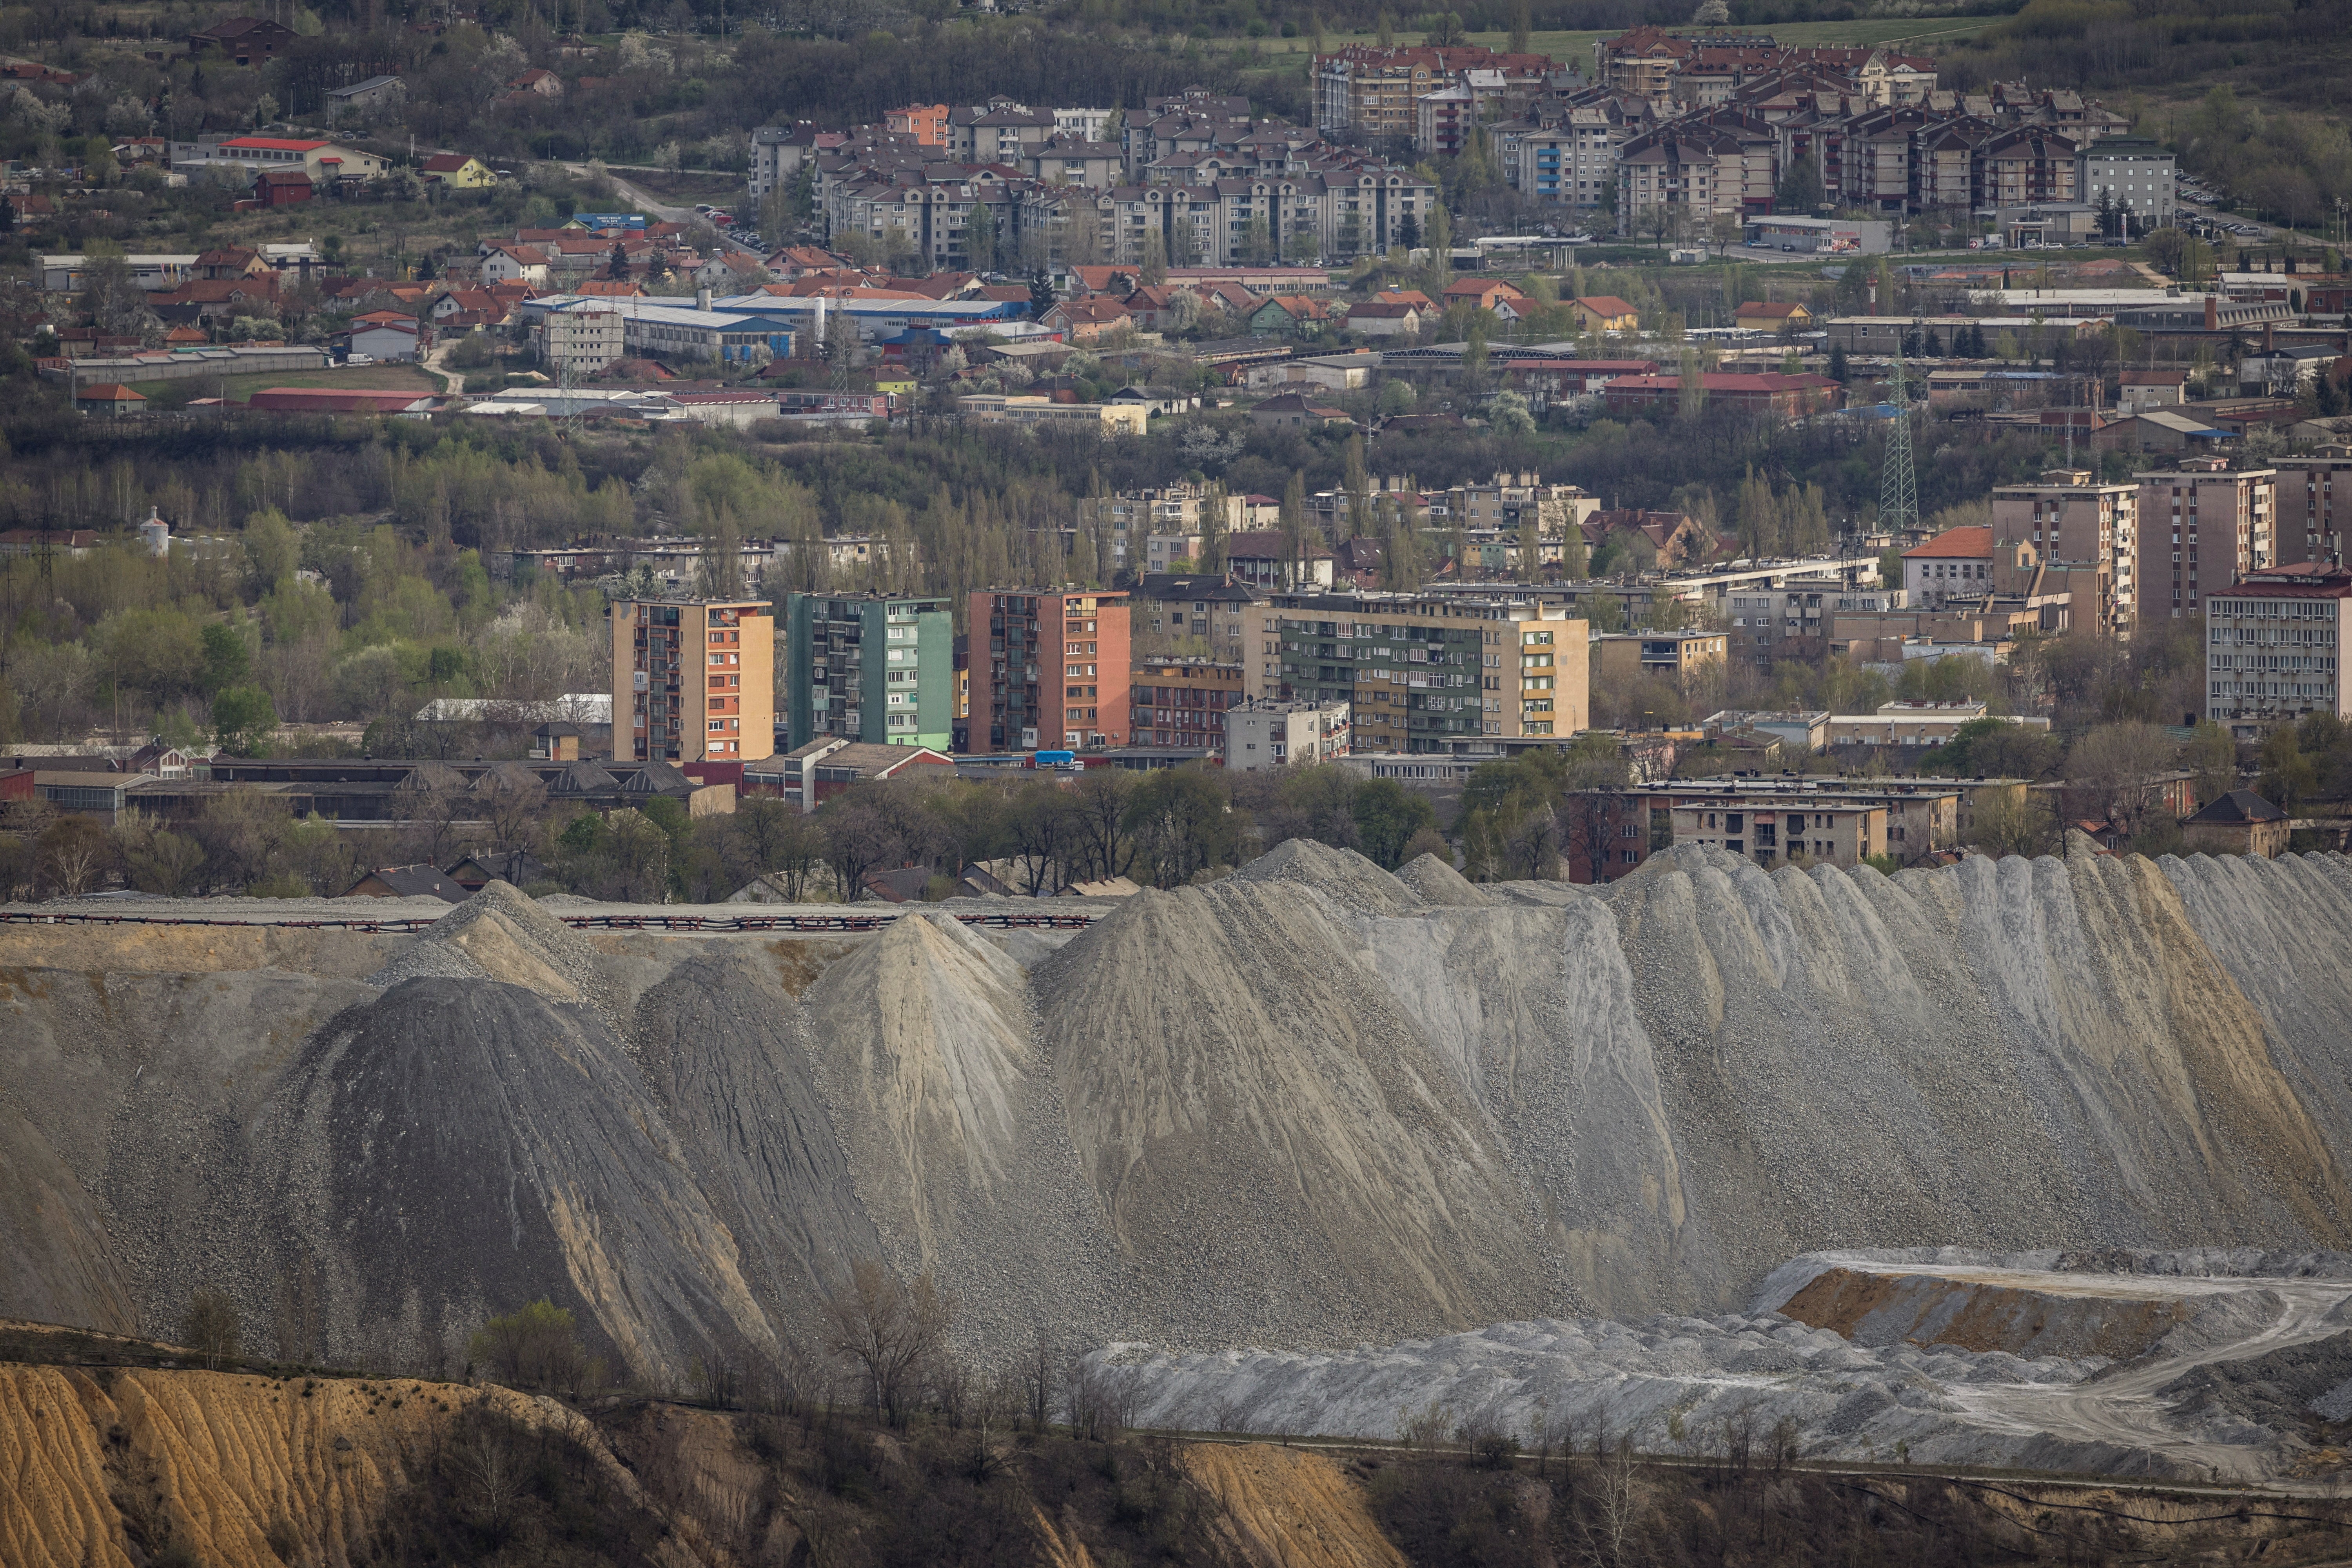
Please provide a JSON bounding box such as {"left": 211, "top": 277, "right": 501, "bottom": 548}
{"left": 1559, "top": 514, "right": 1589, "bottom": 580}
{"left": 1280, "top": 471, "right": 1309, "bottom": 587}
{"left": 1201, "top": 481, "right": 1230, "bottom": 573}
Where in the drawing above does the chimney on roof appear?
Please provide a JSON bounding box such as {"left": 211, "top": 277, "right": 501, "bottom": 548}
{"left": 696, "top": 287, "right": 713, "bottom": 312}
{"left": 2205, "top": 294, "right": 2218, "bottom": 332}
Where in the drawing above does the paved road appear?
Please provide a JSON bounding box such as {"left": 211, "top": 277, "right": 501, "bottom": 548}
{"left": 562, "top": 162, "right": 695, "bottom": 224}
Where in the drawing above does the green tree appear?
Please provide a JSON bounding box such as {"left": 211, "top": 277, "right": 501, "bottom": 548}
{"left": 1124, "top": 766, "right": 1243, "bottom": 887}
{"left": 1773, "top": 149, "right": 1823, "bottom": 215}
{"left": 212, "top": 686, "right": 278, "bottom": 756}
{"left": 199, "top": 621, "right": 252, "bottom": 699}
{"left": 469, "top": 1299, "right": 588, "bottom": 1391}
{"left": 1351, "top": 778, "right": 1438, "bottom": 870}
{"left": 1560, "top": 517, "right": 1589, "bottom": 581}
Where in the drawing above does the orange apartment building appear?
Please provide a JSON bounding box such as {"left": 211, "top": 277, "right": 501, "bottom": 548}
{"left": 967, "top": 589, "right": 1132, "bottom": 752}
{"left": 610, "top": 597, "right": 775, "bottom": 765}
{"left": 886, "top": 103, "right": 948, "bottom": 146}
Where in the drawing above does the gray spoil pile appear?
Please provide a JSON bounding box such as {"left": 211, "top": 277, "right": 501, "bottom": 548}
{"left": 1606, "top": 846, "right": 2352, "bottom": 1309}
{"left": 9, "top": 845, "right": 2352, "bottom": 1419}
{"left": 1105, "top": 1310, "right": 2114, "bottom": 1471}
{"left": 256, "top": 973, "right": 782, "bottom": 1378}
{"left": 1109, "top": 1249, "right": 2352, "bottom": 1479}
{"left": 1396, "top": 852, "right": 1495, "bottom": 907}
{"left": 2159, "top": 1329, "right": 2352, "bottom": 1442}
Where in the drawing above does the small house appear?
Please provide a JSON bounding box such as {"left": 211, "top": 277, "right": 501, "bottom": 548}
{"left": 74, "top": 382, "right": 147, "bottom": 417}
{"left": 343, "top": 864, "right": 467, "bottom": 900}
{"left": 2181, "top": 789, "right": 2289, "bottom": 858}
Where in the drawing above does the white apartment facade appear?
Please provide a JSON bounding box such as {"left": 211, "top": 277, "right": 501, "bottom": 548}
{"left": 1227, "top": 697, "right": 1352, "bottom": 771}
{"left": 2205, "top": 565, "right": 2352, "bottom": 736}
{"left": 538, "top": 309, "right": 624, "bottom": 376}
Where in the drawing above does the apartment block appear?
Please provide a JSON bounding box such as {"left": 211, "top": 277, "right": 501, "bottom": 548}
{"left": 2136, "top": 457, "right": 2277, "bottom": 619}
{"left": 1592, "top": 630, "right": 1729, "bottom": 687}
{"left": 1272, "top": 590, "right": 1588, "bottom": 754}
{"left": 538, "top": 308, "right": 624, "bottom": 377}
{"left": 1129, "top": 656, "right": 1247, "bottom": 756}
{"left": 2076, "top": 136, "right": 2175, "bottom": 232}
{"left": 966, "top": 589, "right": 1131, "bottom": 753}
{"left": 1443, "top": 472, "right": 1601, "bottom": 541}
{"left": 1131, "top": 574, "right": 1262, "bottom": 664}
{"left": 1989, "top": 469, "right": 2138, "bottom": 632}
{"left": 1082, "top": 483, "right": 1247, "bottom": 572}
{"left": 783, "top": 592, "right": 954, "bottom": 752}
{"left": 610, "top": 598, "right": 774, "bottom": 765}
{"left": 1314, "top": 44, "right": 1553, "bottom": 143}
{"left": 1227, "top": 698, "right": 1352, "bottom": 771}
{"left": 2204, "top": 563, "right": 2352, "bottom": 737}
{"left": 1625, "top": 777, "right": 1974, "bottom": 869}
{"left": 2274, "top": 446, "right": 2352, "bottom": 568}
{"left": 1515, "top": 105, "right": 1630, "bottom": 213}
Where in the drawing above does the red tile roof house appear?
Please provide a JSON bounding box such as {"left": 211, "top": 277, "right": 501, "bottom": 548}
{"left": 1442, "top": 278, "right": 1529, "bottom": 317}
{"left": 1040, "top": 298, "right": 1134, "bottom": 342}
{"left": 1901, "top": 524, "right": 1996, "bottom": 604}
{"left": 75, "top": 383, "right": 148, "bottom": 416}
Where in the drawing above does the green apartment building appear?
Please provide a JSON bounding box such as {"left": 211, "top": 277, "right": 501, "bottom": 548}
{"left": 784, "top": 593, "right": 954, "bottom": 751}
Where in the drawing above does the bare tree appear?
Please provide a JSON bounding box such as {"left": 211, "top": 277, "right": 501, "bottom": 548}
{"left": 181, "top": 1285, "right": 241, "bottom": 1368}
{"left": 272, "top": 1261, "right": 320, "bottom": 1365}
{"left": 1575, "top": 1437, "right": 1646, "bottom": 1568}
{"left": 1067, "top": 769, "right": 1136, "bottom": 882}
{"left": 2065, "top": 720, "right": 2176, "bottom": 839}
{"left": 1062, "top": 1356, "right": 1138, "bottom": 1443}
{"left": 1008, "top": 781, "right": 1078, "bottom": 895}
{"left": 823, "top": 1258, "right": 954, "bottom": 1426}
{"left": 735, "top": 795, "right": 825, "bottom": 897}
{"left": 819, "top": 797, "right": 900, "bottom": 902}
{"left": 1559, "top": 789, "right": 1640, "bottom": 884}
{"left": 36, "top": 818, "right": 113, "bottom": 897}
{"left": 116, "top": 818, "right": 208, "bottom": 896}
{"left": 448, "top": 1412, "right": 528, "bottom": 1543}
{"left": 1022, "top": 1330, "right": 1058, "bottom": 1433}
{"left": 195, "top": 789, "right": 294, "bottom": 890}
{"left": 479, "top": 774, "right": 548, "bottom": 854}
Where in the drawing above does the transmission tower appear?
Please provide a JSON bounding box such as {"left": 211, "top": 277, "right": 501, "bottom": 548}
{"left": 1879, "top": 351, "right": 1917, "bottom": 536}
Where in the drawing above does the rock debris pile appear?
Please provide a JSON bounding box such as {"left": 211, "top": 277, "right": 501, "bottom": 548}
{"left": 4, "top": 846, "right": 2352, "bottom": 1481}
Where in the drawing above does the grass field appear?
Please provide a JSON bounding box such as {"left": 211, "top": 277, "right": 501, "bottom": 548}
{"left": 129, "top": 363, "right": 444, "bottom": 405}
{"left": 1247, "top": 15, "right": 1999, "bottom": 71}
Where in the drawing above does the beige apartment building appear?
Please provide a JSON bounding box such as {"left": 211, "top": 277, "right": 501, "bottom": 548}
{"left": 2137, "top": 457, "right": 2276, "bottom": 619}
{"left": 1272, "top": 589, "right": 1588, "bottom": 753}
{"left": 1989, "top": 468, "right": 2138, "bottom": 633}
{"left": 1592, "top": 630, "right": 1729, "bottom": 687}
{"left": 2274, "top": 445, "right": 2352, "bottom": 568}
{"left": 1627, "top": 777, "right": 1966, "bottom": 869}
{"left": 1083, "top": 483, "right": 1254, "bottom": 573}
{"left": 610, "top": 597, "right": 775, "bottom": 766}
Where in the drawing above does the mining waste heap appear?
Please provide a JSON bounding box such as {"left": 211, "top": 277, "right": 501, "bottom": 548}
{"left": 7, "top": 838, "right": 2352, "bottom": 1477}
